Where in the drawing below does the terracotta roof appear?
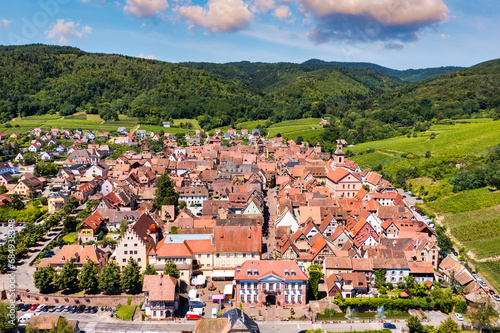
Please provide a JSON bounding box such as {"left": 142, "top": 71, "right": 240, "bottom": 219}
{"left": 142, "top": 273, "right": 178, "bottom": 301}
{"left": 351, "top": 258, "right": 372, "bottom": 272}
{"left": 325, "top": 256, "right": 352, "bottom": 270}
{"left": 154, "top": 239, "right": 193, "bottom": 257}
{"left": 48, "top": 245, "right": 107, "bottom": 266}
{"left": 214, "top": 226, "right": 262, "bottom": 253}
{"left": 326, "top": 168, "right": 351, "bottom": 183}
{"left": 81, "top": 211, "right": 105, "bottom": 230}
{"left": 408, "top": 261, "right": 434, "bottom": 274}
{"left": 185, "top": 239, "right": 213, "bottom": 253}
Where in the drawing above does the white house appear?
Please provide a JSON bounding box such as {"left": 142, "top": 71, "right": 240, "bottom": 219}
{"left": 28, "top": 143, "right": 41, "bottom": 152}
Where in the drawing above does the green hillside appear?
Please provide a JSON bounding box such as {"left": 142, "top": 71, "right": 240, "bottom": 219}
{"left": 348, "top": 119, "right": 500, "bottom": 292}
{"left": 303, "top": 58, "right": 464, "bottom": 82}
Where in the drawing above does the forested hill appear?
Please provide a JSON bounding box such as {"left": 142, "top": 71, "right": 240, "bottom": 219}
{"left": 0, "top": 44, "right": 499, "bottom": 146}
{"left": 303, "top": 59, "right": 464, "bottom": 83}
{"left": 320, "top": 58, "right": 500, "bottom": 144}
{"left": 0, "top": 44, "right": 402, "bottom": 128}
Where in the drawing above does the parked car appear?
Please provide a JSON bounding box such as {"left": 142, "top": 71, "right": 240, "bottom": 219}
{"left": 56, "top": 305, "right": 65, "bottom": 312}
{"left": 383, "top": 323, "right": 397, "bottom": 329}
{"left": 455, "top": 313, "right": 464, "bottom": 321}
{"left": 77, "top": 305, "right": 86, "bottom": 313}
{"left": 493, "top": 295, "right": 500, "bottom": 301}
{"left": 489, "top": 290, "right": 495, "bottom": 295}
{"left": 90, "top": 306, "right": 98, "bottom": 313}
{"left": 21, "top": 304, "right": 31, "bottom": 311}
{"left": 84, "top": 306, "right": 91, "bottom": 313}
{"left": 186, "top": 311, "right": 202, "bottom": 320}
{"left": 63, "top": 305, "right": 70, "bottom": 312}
{"left": 16, "top": 303, "right": 24, "bottom": 311}
{"left": 36, "top": 304, "right": 46, "bottom": 312}
{"left": 69, "top": 306, "right": 77, "bottom": 313}
{"left": 48, "top": 305, "right": 57, "bottom": 312}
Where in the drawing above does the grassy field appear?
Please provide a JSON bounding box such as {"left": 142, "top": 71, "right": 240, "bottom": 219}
{"left": 116, "top": 305, "right": 136, "bottom": 320}
{"left": 348, "top": 119, "right": 500, "bottom": 157}
{"left": 0, "top": 202, "right": 47, "bottom": 222}
{"left": 0, "top": 115, "right": 200, "bottom": 135}
{"left": 267, "top": 118, "right": 323, "bottom": 141}
{"left": 428, "top": 188, "right": 500, "bottom": 214}
{"left": 62, "top": 232, "right": 78, "bottom": 245}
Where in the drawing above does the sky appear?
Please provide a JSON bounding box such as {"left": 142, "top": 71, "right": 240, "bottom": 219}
{"left": 0, "top": 0, "right": 499, "bottom": 70}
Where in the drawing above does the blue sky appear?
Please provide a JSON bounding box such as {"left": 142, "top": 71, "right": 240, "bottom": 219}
{"left": 0, "top": 0, "right": 499, "bottom": 69}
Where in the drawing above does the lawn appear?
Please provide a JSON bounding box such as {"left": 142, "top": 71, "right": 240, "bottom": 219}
{"left": 0, "top": 202, "right": 47, "bottom": 222}
{"left": 62, "top": 232, "right": 78, "bottom": 244}
{"left": 171, "top": 118, "right": 201, "bottom": 129}
{"left": 350, "top": 152, "right": 402, "bottom": 169}
{"left": 116, "top": 305, "right": 136, "bottom": 320}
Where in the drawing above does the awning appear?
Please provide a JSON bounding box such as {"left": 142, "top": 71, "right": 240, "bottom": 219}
{"left": 212, "top": 271, "right": 235, "bottom": 278}
{"left": 223, "top": 284, "right": 233, "bottom": 295}
{"left": 212, "top": 294, "right": 225, "bottom": 301}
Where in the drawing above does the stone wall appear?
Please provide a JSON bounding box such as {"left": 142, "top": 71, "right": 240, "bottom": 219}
{"left": 15, "top": 289, "right": 143, "bottom": 307}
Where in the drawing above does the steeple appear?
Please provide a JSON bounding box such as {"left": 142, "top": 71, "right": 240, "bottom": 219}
{"left": 334, "top": 139, "right": 346, "bottom": 168}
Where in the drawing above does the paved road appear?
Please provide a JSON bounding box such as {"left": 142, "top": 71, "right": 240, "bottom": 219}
{"left": 18, "top": 311, "right": 471, "bottom": 333}
{"left": 263, "top": 187, "right": 277, "bottom": 258}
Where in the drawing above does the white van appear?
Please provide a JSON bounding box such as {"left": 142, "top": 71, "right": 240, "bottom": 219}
{"left": 19, "top": 313, "right": 33, "bottom": 325}
{"left": 191, "top": 307, "right": 205, "bottom": 316}
{"left": 188, "top": 289, "right": 198, "bottom": 301}
{"left": 211, "top": 308, "right": 217, "bottom": 318}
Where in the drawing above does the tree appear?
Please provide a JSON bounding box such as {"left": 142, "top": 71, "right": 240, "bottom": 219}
{"left": 0, "top": 302, "right": 17, "bottom": 332}
{"left": 55, "top": 260, "right": 79, "bottom": 291}
{"left": 98, "top": 262, "right": 121, "bottom": 293}
{"left": 33, "top": 265, "right": 56, "bottom": 292}
{"left": 51, "top": 317, "right": 75, "bottom": 333}
{"left": 121, "top": 257, "right": 141, "bottom": 292}
{"left": 119, "top": 219, "right": 128, "bottom": 236}
{"left": 0, "top": 185, "right": 7, "bottom": 194}
{"left": 62, "top": 216, "right": 78, "bottom": 233}
{"left": 425, "top": 150, "right": 431, "bottom": 158}
{"left": 307, "top": 264, "right": 323, "bottom": 300}
{"left": 78, "top": 259, "right": 98, "bottom": 291}
{"left": 468, "top": 298, "right": 499, "bottom": 333}
{"left": 374, "top": 269, "right": 386, "bottom": 288}
{"left": 9, "top": 194, "right": 25, "bottom": 210}
{"left": 434, "top": 317, "right": 461, "bottom": 333}
{"left": 143, "top": 263, "right": 157, "bottom": 276}
{"left": 407, "top": 315, "right": 424, "bottom": 333}
{"left": 153, "top": 174, "right": 179, "bottom": 212}
{"left": 163, "top": 260, "right": 180, "bottom": 278}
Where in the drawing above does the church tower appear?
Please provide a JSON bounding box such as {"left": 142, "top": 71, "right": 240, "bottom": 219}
{"left": 334, "top": 139, "right": 345, "bottom": 168}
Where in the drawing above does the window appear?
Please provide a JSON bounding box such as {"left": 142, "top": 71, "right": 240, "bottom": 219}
{"left": 234, "top": 260, "right": 238, "bottom": 266}
{"left": 153, "top": 311, "right": 157, "bottom": 317}
{"left": 253, "top": 269, "right": 258, "bottom": 275}
{"left": 254, "top": 283, "right": 258, "bottom": 289}
{"left": 251, "top": 253, "right": 256, "bottom": 258}
{"left": 134, "top": 251, "right": 138, "bottom": 255}
{"left": 138, "top": 258, "right": 141, "bottom": 262}
{"left": 134, "top": 244, "right": 137, "bottom": 247}
{"left": 124, "top": 251, "right": 128, "bottom": 255}
{"left": 247, "top": 269, "right": 252, "bottom": 276}
{"left": 216, "top": 261, "right": 220, "bottom": 267}
{"left": 221, "top": 261, "right": 225, "bottom": 266}
{"left": 234, "top": 253, "right": 238, "bottom": 258}
{"left": 291, "top": 270, "right": 296, "bottom": 276}
{"left": 241, "top": 294, "right": 245, "bottom": 302}
{"left": 123, "top": 259, "right": 126, "bottom": 262}
{"left": 226, "top": 260, "right": 230, "bottom": 266}
{"left": 285, "top": 295, "right": 289, "bottom": 302}
{"left": 298, "top": 295, "right": 302, "bottom": 303}
{"left": 198, "top": 254, "right": 202, "bottom": 258}
{"left": 226, "top": 253, "right": 230, "bottom": 258}
{"left": 284, "top": 269, "right": 289, "bottom": 276}
{"left": 292, "top": 282, "right": 296, "bottom": 289}
{"left": 124, "top": 244, "right": 128, "bottom": 247}
{"left": 253, "top": 294, "right": 257, "bottom": 302}
{"left": 207, "top": 254, "right": 210, "bottom": 258}
{"left": 242, "top": 253, "right": 247, "bottom": 258}
{"left": 216, "top": 253, "right": 220, "bottom": 258}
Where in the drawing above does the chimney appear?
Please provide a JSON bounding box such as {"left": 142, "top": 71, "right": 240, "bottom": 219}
{"left": 218, "top": 207, "right": 228, "bottom": 220}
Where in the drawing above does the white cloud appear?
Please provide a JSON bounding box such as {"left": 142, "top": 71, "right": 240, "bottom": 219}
{"left": 273, "top": 5, "right": 293, "bottom": 23}
{"left": 124, "top": 0, "right": 169, "bottom": 18}
{"left": 46, "top": 19, "right": 92, "bottom": 43}
{"left": 139, "top": 52, "right": 157, "bottom": 59}
{"left": 300, "top": 0, "right": 448, "bottom": 25}
{"left": 440, "top": 33, "right": 450, "bottom": 39}
{"left": 0, "top": 19, "right": 11, "bottom": 28}
{"left": 177, "top": 0, "right": 253, "bottom": 33}
{"left": 253, "top": 0, "right": 276, "bottom": 13}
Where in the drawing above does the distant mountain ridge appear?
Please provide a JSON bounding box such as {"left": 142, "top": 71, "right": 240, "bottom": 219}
{"left": 302, "top": 58, "right": 465, "bottom": 83}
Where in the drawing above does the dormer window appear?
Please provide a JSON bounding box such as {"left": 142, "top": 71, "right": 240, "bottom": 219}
{"left": 247, "top": 269, "right": 252, "bottom": 276}
{"left": 291, "top": 270, "right": 296, "bottom": 276}
{"left": 284, "top": 269, "right": 289, "bottom": 276}
{"left": 253, "top": 269, "right": 258, "bottom": 276}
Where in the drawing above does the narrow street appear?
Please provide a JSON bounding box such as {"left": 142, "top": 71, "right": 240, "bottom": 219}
{"left": 263, "top": 187, "right": 277, "bottom": 258}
